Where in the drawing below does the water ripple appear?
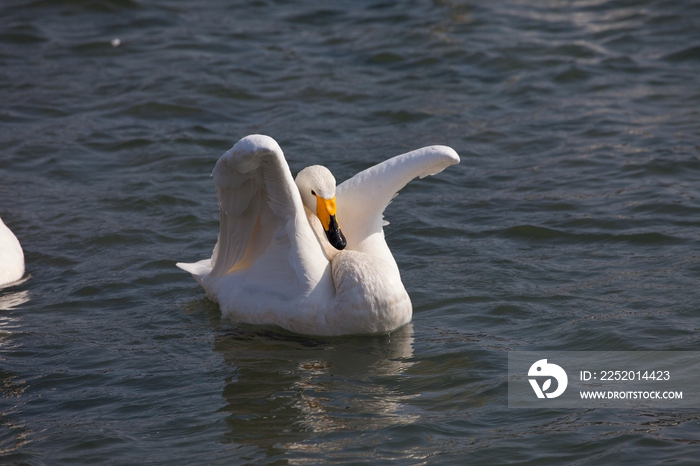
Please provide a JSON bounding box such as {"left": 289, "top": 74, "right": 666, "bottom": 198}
{"left": 1, "top": 0, "right": 699, "bottom": 463}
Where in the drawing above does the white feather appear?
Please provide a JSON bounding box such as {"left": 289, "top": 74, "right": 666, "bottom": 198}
{"left": 0, "top": 217, "right": 25, "bottom": 287}
{"left": 177, "top": 135, "right": 459, "bottom": 336}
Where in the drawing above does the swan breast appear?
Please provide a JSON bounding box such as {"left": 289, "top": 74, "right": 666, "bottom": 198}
{"left": 328, "top": 250, "right": 411, "bottom": 334}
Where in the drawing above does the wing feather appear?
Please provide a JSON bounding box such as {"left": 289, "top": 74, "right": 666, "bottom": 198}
{"left": 209, "top": 135, "right": 304, "bottom": 278}
{"left": 336, "top": 145, "right": 459, "bottom": 250}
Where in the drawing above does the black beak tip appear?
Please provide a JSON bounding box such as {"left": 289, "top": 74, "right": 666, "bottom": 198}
{"left": 325, "top": 215, "right": 347, "bottom": 250}
{"left": 326, "top": 228, "right": 347, "bottom": 250}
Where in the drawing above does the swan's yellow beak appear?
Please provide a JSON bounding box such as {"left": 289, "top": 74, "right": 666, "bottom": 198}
{"left": 315, "top": 195, "right": 346, "bottom": 250}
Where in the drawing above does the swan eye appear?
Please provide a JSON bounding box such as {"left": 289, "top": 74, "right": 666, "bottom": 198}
{"left": 311, "top": 190, "right": 316, "bottom": 196}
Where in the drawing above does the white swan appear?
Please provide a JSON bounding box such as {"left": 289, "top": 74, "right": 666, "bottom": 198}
{"left": 0, "top": 217, "right": 24, "bottom": 287}
{"left": 177, "top": 135, "right": 459, "bottom": 336}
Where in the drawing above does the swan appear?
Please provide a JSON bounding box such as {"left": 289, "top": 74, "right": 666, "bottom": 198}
{"left": 0, "top": 216, "right": 24, "bottom": 287}
{"left": 177, "top": 135, "right": 459, "bottom": 336}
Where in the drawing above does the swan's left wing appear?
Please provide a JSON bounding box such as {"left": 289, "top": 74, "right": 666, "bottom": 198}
{"left": 336, "top": 145, "right": 459, "bottom": 250}
{"left": 178, "top": 135, "right": 327, "bottom": 296}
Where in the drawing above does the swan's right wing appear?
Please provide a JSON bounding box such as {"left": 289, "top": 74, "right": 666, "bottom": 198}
{"left": 336, "top": 145, "right": 459, "bottom": 250}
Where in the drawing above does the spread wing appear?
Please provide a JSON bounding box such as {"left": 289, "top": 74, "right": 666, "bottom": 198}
{"left": 335, "top": 145, "right": 459, "bottom": 251}
{"left": 181, "top": 135, "right": 325, "bottom": 297}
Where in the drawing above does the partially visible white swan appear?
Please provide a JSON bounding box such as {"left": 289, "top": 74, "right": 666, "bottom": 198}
{"left": 0, "top": 217, "right": 24, "bottom": 287}
{"left": 177, "top": 135, "right": 459, "bottom": 336}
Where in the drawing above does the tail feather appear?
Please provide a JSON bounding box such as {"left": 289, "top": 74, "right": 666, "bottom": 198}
{"left": 176, "top": 259, "right": 212, "bottom": 278}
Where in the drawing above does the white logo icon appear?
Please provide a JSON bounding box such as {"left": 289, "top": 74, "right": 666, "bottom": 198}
{"left": 528, "top": 359, "right": 568, "bottom": 399}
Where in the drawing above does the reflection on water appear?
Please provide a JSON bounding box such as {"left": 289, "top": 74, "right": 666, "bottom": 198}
{"left": 0, "top": 289, "right": 29, "bottom": 350}
{"left": 0, "top": 288, "right": 30, "bottom": 457}
{"left": 0, "top": 289, "right": 29, "bottom": 312}
{"left": 213, "top": 324, "right": 416, "bottom": 457}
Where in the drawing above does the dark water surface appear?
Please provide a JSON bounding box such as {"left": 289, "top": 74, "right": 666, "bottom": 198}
{"left": 1, "top": 0, "right": 699, "bottom": 464}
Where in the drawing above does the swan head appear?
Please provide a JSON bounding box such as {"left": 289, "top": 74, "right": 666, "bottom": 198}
{"left": 295, "top": 165, "right": 347, "bottom": 250}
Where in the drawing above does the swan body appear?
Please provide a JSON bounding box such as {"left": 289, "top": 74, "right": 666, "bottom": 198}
{"left": 178, "top": 135, "right": 459, "bottom": 336}
{"left": 0, "top": 217, "right": 24, "bottom": 287}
